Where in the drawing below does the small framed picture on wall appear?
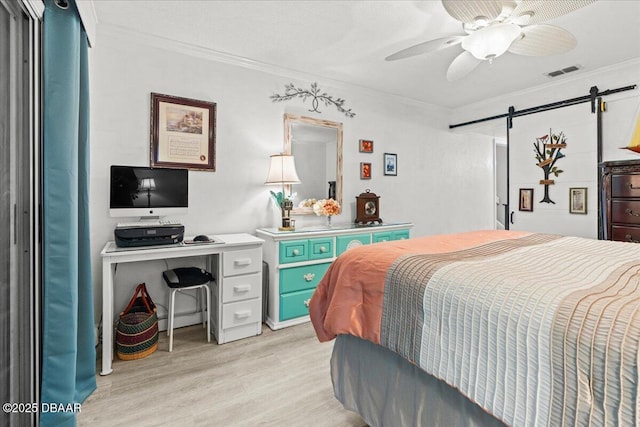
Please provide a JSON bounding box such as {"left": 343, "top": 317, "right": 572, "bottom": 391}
{"left": 569, "top": 187, "right": 587, "bottom": 214}
{"left": 384, "top": 153, "right": 397, "bottom": 176}
{"left": 360, "top": 162, "right": 371, "bottom": 179}
{"left": 359, "top": 139, "right": 373, "bottom": 153}
{"left": 519, "top": 188, "right": 533, "bottom": 212}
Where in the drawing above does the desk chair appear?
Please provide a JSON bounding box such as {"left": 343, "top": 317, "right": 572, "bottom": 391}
{"left": 162, "top": 267, "right": 213, "bottom": 352}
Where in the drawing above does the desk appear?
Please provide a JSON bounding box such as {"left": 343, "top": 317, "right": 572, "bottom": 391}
{"left": 100, "top": 233, "right": 264, "bottom": 375}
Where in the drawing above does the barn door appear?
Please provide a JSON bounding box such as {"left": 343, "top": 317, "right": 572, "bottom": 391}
{"left": 508, "top": 104, "right": 598, "bottom": 238}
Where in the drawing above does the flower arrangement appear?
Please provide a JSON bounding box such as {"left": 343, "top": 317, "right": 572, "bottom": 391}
{"left": 298, "top": 198, "right": 317, "bottom": 208}
{"left": 312, "top": 198, "right": 341, "bottom": 216}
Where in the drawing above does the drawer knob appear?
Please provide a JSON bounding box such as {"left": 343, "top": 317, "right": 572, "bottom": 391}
{"left": 292, "top": 249, "right": 300, "bottom": 256}
{"left": 303, "top": 299, "right": 311, "bottom": 308}
{"left": 625, "top": 208, "right": 640, "bottom": 217}
{"left": 628, "top": 183, "right": 640, "bottom": 190}
{"left": 320, "top": 246, "right": 327, "bottom": 253}
{"left": 234, "top": 258, "right": 252, "bottom": 266}
{"left": 233, "top": 284, "right": 251, "bottom": 293}
{"left": 234, "top": 310, "right": 251, "bottom": 319}
{"left": 303, "top": 273, "right": 315, "bottom": 282}
{"left": 625, "top": 234, "right": 640, "bottom": 243}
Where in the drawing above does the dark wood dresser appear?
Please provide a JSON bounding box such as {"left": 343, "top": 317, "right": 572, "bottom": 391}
{"left": 600, "top": 159, "right": 640, "bottom": 242}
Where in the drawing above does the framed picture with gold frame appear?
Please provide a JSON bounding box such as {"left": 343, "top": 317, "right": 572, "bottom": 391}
{"left": 150, "top": 92, "right": 216, "bottom": 171}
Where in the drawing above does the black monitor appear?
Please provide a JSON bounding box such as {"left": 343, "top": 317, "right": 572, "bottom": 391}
{"left": 109, "top": 165, "right": 188, "bottom": 218}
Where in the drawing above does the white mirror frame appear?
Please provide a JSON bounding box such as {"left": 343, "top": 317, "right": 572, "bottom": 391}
{"left": 284, "top": 113, "right": 343, "bottom": 215}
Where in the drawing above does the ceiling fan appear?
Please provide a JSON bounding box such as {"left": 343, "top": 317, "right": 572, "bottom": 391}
{"left": 386, "top": 0, "right": 596, "bottom": 81}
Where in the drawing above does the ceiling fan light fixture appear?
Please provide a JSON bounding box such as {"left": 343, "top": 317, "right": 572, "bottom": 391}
{"left": 474, "top": 15, "right": 489, "bottom": 27}
{"left": 461, "top": 23, "right": 522, "bottom": 61}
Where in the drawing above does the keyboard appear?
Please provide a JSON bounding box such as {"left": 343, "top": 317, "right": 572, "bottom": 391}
{"left": 116, "top": 219, "right": 183, "bottom": 228}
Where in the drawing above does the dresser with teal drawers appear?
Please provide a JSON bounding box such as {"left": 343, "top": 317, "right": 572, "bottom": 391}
{"left": 256, "top": 222, "right": 413, "bottom": 330}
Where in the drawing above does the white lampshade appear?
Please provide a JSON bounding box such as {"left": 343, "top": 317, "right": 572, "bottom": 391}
{"left": 265, "top": 154, "right": 301, "bottom": 184}
{"left": 139, "top": 178, "right": 156, "bottom": 190}
{"left": 462, "top": 23, "right": 522, "bottom": 61}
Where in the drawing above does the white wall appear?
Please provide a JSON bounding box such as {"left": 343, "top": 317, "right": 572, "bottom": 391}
{"left": 449, "top": 59, "right": 640, "bottom": 236}
{"left": 450, "top": 59, "right": 640, "bottom": 154}
{"left": 88, "top": 26, "right": 496, "bottom": 323}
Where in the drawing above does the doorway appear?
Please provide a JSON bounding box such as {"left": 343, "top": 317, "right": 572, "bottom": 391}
{"left": 494, "top": 138, "right": 507, "bottom": 229}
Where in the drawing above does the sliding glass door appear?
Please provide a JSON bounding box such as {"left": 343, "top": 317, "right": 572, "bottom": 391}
{"left": 0, "top": 1, "right": 42, "bottom": 426}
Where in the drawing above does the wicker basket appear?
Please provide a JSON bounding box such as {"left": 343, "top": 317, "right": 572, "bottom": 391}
{"left": 116, "top": 283, "right": 159, "bottom": 360}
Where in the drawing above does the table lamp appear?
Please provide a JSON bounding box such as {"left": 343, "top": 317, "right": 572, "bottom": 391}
{"left": 139, "top": 178, "right": 156, "bottom": 207}
{"left": 265, "top": 154, "right": 300, "bottom": 230}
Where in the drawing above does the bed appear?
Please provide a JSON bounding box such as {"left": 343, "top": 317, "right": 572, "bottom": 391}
{"left": 309, "top": 230, "right": 640, "bottom": 427}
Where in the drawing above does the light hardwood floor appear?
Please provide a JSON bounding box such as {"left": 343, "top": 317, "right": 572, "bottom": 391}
{"left": 78, "top": 323, "right": 366, "bottom": 427}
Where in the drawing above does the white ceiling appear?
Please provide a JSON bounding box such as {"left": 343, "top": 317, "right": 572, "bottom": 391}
{"left": 92, "top": 0, "right": 640, "bottom": 109}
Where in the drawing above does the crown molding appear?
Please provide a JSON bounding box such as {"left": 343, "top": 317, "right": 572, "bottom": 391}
{"left": 98, "top": 23, "right": 450, "bottom": 116}
{"left": 457, "top": 57, "right": 640, "bottom": 115}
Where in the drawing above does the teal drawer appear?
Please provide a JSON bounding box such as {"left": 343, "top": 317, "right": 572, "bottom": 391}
{"left": 336, "top": 233, "right": 371, "bottom": 256}
{"left": 372, "top": 232, "right": 392, "bottom": 243}
{"left": 309, "top": 237, "right": 333, "bottom": 260}
{"left": 392, "top": 229, "right": 410, "bottom": 240}
{"left": 279, "top": 240, "right": 308, "bottom": 264}
{"left": 280, "top": 288, "right": 315, "bottom": 321}
{"left": 280, "top": 262, "right": 330, "bottom": 294}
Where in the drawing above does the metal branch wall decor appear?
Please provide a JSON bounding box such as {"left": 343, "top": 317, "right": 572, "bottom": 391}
{"left": 534, "top": 129, "right": 566, "bottom": 204}
{"left": 271, "top": 82, "right": 355, "bottom": 118}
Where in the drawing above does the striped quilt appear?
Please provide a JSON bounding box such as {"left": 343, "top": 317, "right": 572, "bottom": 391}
{"left": 380, "top": 234, "right": 640, "bottom": 426}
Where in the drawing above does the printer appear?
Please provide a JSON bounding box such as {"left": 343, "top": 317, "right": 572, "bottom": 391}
{"left": 114, "top": 224, "right": 185, "bottom": 248}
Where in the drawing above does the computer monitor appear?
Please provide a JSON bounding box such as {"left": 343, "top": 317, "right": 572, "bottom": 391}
{"left": 109, "top": 165, "right": 188, "bottom": 219}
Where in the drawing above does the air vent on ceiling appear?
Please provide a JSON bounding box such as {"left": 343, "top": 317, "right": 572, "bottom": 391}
{"left": 546, "top": 65, "right": 582, "bottom": 78}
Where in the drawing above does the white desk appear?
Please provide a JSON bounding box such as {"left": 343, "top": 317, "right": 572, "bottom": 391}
{"left": 100, "top": 233, "right": 264, "bottom": 375}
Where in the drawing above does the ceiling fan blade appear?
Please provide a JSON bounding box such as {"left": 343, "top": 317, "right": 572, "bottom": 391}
{"left": 497, "top": 0, "right": 519, "bottom": 22}
{"left": 385, "top": 36, "right": 464, "bottom": 61}
{"left": 508, "top": 24, "right": 577, "bottom": 56}
{"left": 446, "top": 51, "right": 483, "bottom": 81}
{"left": 508, "top": 0, "right": 596, "bottom": 26}
{"left": 442, "top": 0, "right": 503, "bottom": 24}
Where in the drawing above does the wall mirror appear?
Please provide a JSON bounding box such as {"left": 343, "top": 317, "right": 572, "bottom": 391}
{"left": 284, "top": 114, "right": 343, "bottom": 215}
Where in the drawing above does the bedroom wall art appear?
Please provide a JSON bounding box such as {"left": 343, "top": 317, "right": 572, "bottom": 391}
{"left": 270, "top": 82, "right": 355, "bottom": 118}
{"left": 360, "top": 162, "right": 371, "bottom": 179}
{"left": 150, "top": 92, "right": 216, "bottom": 171}
{"left": 359, "top": 139, "right": 373, "bottom": 153}
{"left": 569, "top": 187, "right": 587, "bottom": 214}
{"left": 519, "top": 188, "right": 533, "bottom": 212}
{"left": 384, "top": 153, "right": 397, "bottom": 176}
{"left": 534, "top": 130, "right": 566, "bottom": 204}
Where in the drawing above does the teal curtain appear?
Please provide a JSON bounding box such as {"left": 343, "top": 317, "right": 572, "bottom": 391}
{"left": 41, "top": 0, "right": 96, "bottom": 425}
